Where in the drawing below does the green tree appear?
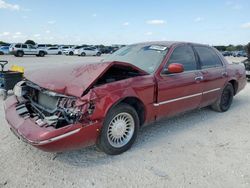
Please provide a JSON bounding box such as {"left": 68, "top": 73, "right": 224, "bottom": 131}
{"left": 226, "top": 45, "right": 236, "bottom": 52}
{"left": 213, "top": 46, "right": 227, "bottom": 51}
{"left": 0, "top": 41, "right": 8, "bottom": 45}
{"left": 235, "top": 45, "right": 244, "bottom": 51}
{"left": 25, "top": 40, "right": 36, "bottom": 45}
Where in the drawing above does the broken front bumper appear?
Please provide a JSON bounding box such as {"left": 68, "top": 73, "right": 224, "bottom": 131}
{"left": 4, "top": 96, "right": 102, "bottom": 152}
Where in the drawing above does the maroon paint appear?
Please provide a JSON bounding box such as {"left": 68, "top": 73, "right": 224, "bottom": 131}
{"left": 4, "top": 42, "right": 247, "bottom": 152}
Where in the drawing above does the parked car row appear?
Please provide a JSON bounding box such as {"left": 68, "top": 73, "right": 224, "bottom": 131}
{"left": 0, "top": 43, "right": 104, "bottom": 57}
{"left": 0, "top": 43, "right": 123, "bottom": 57}
{"left": 221, "top": 50, "right": 247, "bottom": 57}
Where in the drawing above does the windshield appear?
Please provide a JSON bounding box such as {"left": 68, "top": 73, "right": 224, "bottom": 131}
{"left": 103, "top": 44, "right": 168, "bottom": 73}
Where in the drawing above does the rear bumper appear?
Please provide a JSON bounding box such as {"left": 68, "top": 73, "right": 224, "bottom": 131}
{"left": 4, "top": 96, "right": 102, "bottom": 152}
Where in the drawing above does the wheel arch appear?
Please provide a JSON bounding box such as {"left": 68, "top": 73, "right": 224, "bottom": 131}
{"left": 228, "top": 79, "right": 238, "bottom": 95}
{"left": 106, "top": 96, "right": 146, "bottom": 127}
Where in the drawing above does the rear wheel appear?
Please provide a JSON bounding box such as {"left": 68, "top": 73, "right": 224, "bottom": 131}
{"left": 96, "top": 52, "right": 101, "bottom": 56}
{"left": 81, "top": 52, "right": 86, "bottom": 56}
{"left": 211, "top": 83, "right": 234, "bottom": 112}
{"left": 58, "top": 51, "right": 62, "bottom": 55}
{"left": 0, "top": 52, "right": 4, "bottom": 55}
{"left": 69, "top": 51, "right": 74, "bottom": 56}
{"left": 16, "top": 51, "right": 24, "bottom": 57}
{"left": 97, "top": 103, "right": 139, "bottom": 155}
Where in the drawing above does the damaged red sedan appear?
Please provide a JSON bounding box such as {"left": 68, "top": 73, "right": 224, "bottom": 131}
{"left": 4, "top": 42, "right": 247, "bottom": 155}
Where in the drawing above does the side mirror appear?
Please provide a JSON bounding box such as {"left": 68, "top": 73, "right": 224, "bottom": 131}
{"left": 166, "top": 63, "right": 184, "bottom": 74}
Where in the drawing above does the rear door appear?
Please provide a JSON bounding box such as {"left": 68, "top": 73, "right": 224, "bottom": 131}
{"left": 48, "top": 47, "right": 57, "bottom": 54}
{"left": 28, "top": 45, "right": 37, "bottom": 55}
{"left": 84, "top": 48, "right": 93, "bottom": 55}
{"left": 155, "top": 44, "right": 203, "bottom": 119}
{"left": 193, "top": 45, "right": 227, "bottom": 108}
{"left": 21, "top": 44, "right": 29, "bottom": 54}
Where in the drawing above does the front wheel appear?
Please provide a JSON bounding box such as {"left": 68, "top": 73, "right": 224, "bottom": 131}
{"left": 38, "top": 51, "right": 45, "bottom": 57}
{"left": 80, "top": 52, "right": 86, "bottom": 56}
{"left": 97, "top": 103, "right": 139, "bottom": 155}
{"left": 211, "top": 83, "right": 234, "bottom": 112}
{"left": 69, "top": 51, "right": 74, "bottom": 56}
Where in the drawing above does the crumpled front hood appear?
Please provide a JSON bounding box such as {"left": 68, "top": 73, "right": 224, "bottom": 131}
{"left": 25, "top": 61, "right": 147, "bottom": 97}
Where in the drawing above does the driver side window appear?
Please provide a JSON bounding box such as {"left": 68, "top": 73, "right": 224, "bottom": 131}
{"left": 167, "top": 45, "right": 197, "bottom": 72}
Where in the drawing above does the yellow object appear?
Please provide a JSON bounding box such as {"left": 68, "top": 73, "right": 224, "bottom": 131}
{"left": 10, "top": 65, "right": 24, "bottom": 73}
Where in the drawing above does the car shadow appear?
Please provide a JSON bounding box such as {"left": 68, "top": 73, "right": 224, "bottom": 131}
{"left": 52, "top": 95, "right": 248, "bottom": 167}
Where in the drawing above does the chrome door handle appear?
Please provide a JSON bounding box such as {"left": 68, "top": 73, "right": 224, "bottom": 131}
{"left": 195, "top": 76, "right": 203, "bottom": 81}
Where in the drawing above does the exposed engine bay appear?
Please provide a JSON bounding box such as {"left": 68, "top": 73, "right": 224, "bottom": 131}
{"left": 94, "top": 65, "right": 142, "bottom": 86}
{"left": 14, "top": 81, "right": 94, "bottom": 129}
{"left": 13, "top": 64, "right": 144, "bottom": 129}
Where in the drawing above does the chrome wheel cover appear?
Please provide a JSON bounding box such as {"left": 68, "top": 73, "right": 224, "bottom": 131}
{"left": 107, "top": 112, "right": 135, "bottom": 148}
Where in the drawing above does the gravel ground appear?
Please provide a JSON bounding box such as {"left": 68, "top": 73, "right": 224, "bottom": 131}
{"left": 0, "top": 55, "right": 249, "bottom": 188}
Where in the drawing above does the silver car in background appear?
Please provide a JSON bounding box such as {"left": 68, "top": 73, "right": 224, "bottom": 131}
{"left": 9, "top": 43, "right": 47, "bottom": 57}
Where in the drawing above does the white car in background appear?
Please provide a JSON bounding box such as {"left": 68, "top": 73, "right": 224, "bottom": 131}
{"left": 59, "top": 46, "right": 71, "bottom": 54}
{"left": 75, "top": 47, "right": 101, "bottom": 56}
{"left": 46, "top": 47, "right": 62, "bottom": 55}
{"left": 63, "top": 46, "right": 82, "bottom": 56}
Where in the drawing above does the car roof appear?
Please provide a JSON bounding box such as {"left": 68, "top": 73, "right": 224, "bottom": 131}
{"left": 134, "top": 41, "right": 210, "bottom": 48}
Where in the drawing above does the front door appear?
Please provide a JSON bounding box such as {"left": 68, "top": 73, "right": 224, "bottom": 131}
{"left": 28, "top": 45, "right": 37, "bottom": 55}
{"left": 155, "top": 44, "right": 203, "bottom": 119}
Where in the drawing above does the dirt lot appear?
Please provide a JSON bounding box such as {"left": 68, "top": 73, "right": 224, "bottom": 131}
{"left": 0, "top": 55, "right": 249, "bottom": 188}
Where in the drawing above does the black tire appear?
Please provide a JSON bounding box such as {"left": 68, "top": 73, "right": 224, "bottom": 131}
{"left": 58, "top": 51, "right": 62, "bottom": 55}
{"left": 0, "top": 52, "right": 4, "bottom": 55}
{"left": 211, "top": 83, "right": 234, "bottom": 112}
{"left": 97, "top": 103, "right": 139, "bottom": 155}
{"left": 96, "top": 52, "right": 101, "bottom": 56}
{"left": 69, "top": 51, "right": 74, "bottom": 56}
{"left": 16, "top": 51, "right": 24, "bottom": 57}
{"left": 38, "top": 51, "right": 45, "bottom": 57}
{"left": 80, "top": 52, "right": 86, "bottom": 56}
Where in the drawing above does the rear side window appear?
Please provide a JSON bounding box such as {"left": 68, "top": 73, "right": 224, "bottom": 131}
{"left": 15, "top": 44, "right": 21, "bottom": 48}
{"left": 167, "top": 45, "right": 197, "bottom": 71}
{"left": 22, "top": 44, "right": 27, "bottom": 48}
{"left": 194, "top": 46, "right": 223, "bottom": 68}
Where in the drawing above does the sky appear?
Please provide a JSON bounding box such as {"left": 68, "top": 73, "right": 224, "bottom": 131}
{"left": 0, "top": 0, "right": 250, "bottom": 45}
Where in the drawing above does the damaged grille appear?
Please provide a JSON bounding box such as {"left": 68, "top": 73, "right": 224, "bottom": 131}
{"left": 16, "top": 81, "right": 84, "bottom": 129}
